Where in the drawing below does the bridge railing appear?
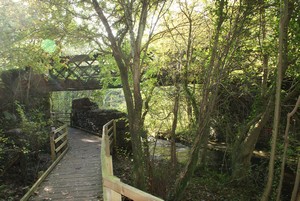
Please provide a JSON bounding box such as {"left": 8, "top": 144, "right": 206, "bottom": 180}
{"left": 50, "top": 124, "right": 69, "bottom": 161}
{"left": 51, "top": 112, "right": 71, "bottom": 125}
{"left": 21, "top": 123, "right": 69, "bottom": 201}
{"left": 101, "top": 120, "right": 164, "bottom": 201}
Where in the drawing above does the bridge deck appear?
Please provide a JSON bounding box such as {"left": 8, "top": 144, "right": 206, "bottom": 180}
{"left": 30, "top": 128, "right": 103, "bottom": 201}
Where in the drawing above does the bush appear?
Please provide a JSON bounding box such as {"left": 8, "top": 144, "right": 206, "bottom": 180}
{"left": 15, "top": 103, "right": 50, "bottom": 156}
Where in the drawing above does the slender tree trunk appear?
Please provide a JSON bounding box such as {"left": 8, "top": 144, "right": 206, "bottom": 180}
{"left": 291, "top": 158, "right": 300, "bottom": 201}
{"left": 198, "top": 126, "right": 210, "bottom": 168}
{"left": 170, "top": 84, "right": 180, "bottom": 167}
{"left": 92, "top": 0, "right": 150, "bottom": 190}
{"left": 167, "top": 118, "right": 209, "bottom": 201}
{"left": 184, "top": 15, "right": 196, "bottom": 124}
{"left": 167, "top": 1, "right": 226, "bottom": 200}
{"left": 261, "top": 0, "right": 290, "bottom": 199}
{"left": 276, "top": 97, "right": 300, "bottom": 201}
{"left": 260, "top": 3, "right": 269, "bottom": 97}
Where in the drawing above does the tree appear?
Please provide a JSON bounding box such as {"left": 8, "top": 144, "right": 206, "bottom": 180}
{"left": 229, "top": 0, "right": 277, "bottom": 179}
{"left": 157, "top": 0, "right": 209, "bottom": 167}
{"left": 276, "top": 96, "right": 300, "bottom": 201}
{"left": 167, "top": 0, "right": 227, "bottom": 199}
{"left": 90, "top": 0, "right": 170, "bottom": 190}
{"left": 2, "top": 0, "right": 299, "bottom": 199}
{"left": 261, "top": 0, "right": 293, "bottom": 200}
{"left": 0, "top": 0, "right": 46, "bottom": 71}
{"left": 1, "top": 0, "right": 170, "bottom": 190}
{"left": 213, "top": 0, "right": 299, "bottom": 186}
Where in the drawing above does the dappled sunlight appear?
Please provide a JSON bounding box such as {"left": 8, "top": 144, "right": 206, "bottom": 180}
{"left": 81, "top": 138, "right": 99, "bottom": 143}
{"left": 43, "top": 186, "right": 53, "bottom": 192}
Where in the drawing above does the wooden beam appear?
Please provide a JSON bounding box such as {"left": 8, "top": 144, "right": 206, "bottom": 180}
{"left": 103, "top": 176, "right": 164, "bottom": 201}
{"left": 101, "top": 120, "right": 164, "bottom": 201}
{"left": 54, "top": 130, "right": 67, "bottom": 143}
{"left": 55, "top": 140, "right": 68, "bottom": 153}
{"left": 52, "top": 124, "right": 67, "bottom": 134}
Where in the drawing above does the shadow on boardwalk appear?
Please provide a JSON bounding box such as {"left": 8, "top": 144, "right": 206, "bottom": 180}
{"left": 30, "top": 128, "right": 103, "bottom": 201}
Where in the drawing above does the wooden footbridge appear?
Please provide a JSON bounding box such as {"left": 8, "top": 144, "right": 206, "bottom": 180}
{"left": 21, "top": 121, "right": 163, "bottom": 201}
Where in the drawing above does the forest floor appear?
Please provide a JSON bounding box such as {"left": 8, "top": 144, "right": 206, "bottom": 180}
{"left": 112, "top": 149, "right": 265, "bottom": 201}
{"left": 0, "top": 153, "right": 52, "bottom": 201}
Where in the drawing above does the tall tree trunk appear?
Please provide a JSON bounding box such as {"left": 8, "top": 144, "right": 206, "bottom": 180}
{"left": 167, "top": 118, "right": 209, "bottom": 201}
{"left": 276, "top": 96, "right": 300, "bottom": 201}
{"left": 261, "top": 0, "right": 290, "bottom": 199}
{"left": 170, "top": 84, "right": 180, "bottom": 167}
{"left": 260, "top": 2, "right": 269, "bottom": 97}
{"left": 182, "top": 17, "right": 199, "bottom": 123}
{"left": 92, "top": 0, "right": 150, "bottom": 190}
{"left": 167, "top": 1, "right": 226, "bottom": 200}
{"left": 291, "top": 158, "right": 300, "bottom": 201}
{"left": 231, "top": 99, "right": 273, "bottom": 179}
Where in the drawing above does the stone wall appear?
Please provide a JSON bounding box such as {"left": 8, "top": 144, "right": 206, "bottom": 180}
{"left": 71, "top": 98, "right": 130, "bottom": 150}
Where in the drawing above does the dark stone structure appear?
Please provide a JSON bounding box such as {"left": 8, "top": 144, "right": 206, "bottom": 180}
{"left": 0, "top": 69, "right": 51, "bottom": 129}
{"left": 71, "top": 98, "right": 130, "bottom": 150}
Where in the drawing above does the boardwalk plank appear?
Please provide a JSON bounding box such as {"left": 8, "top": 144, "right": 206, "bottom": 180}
{"left": 29, "top": 128, "right": 103, "bottom": 201}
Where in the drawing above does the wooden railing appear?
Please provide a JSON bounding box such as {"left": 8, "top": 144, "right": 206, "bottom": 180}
{"left": 101, "top": 120, "right": 164, "bottom": 201}
{"left": 51, "top": 112, "right": 71, "bottom": 125}
{"left": 21, "top": 123, "right": 69, "bottom": 201}
{"left": 50, "top": 124, "right": 69, "bottom": 161}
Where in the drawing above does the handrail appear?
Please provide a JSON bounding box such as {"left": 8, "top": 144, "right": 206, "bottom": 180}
{"left": 51, "top": 112, "right": 71, "bottom": 125}
{"left": 101, "top": 120, "right": 164, "bottom": 201}
{"left": 21, "top": 123, "right": 69, "bottom": 201}
{"left": 50, "top": 124, "right": 69, "bottom": 161}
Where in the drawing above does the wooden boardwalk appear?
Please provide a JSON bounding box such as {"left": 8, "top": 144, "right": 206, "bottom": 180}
{"left": 30, "top": 128, "right": 103, "bottom": 201}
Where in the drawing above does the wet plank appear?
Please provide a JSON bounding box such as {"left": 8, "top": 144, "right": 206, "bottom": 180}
{"left": 30, "top": 128, "right": 103, "bottom": 201}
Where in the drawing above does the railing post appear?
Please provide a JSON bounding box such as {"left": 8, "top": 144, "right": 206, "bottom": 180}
{"left": 113, "top": 120, "right": 117, "bottom": 148}
{"left": 64, "top": 126, "right": 68, "bottom": 149}
{"left": 104, "top": 126, "right": 110, "bottom": 157}
{"left": 50, "top": 129, "right": 56, "bottom": 161}
{"left": 69, "top": 112, "right": 72, "bottom": 126}
{"left": 102, "top": 121, "right": 122, "bottom": 201}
